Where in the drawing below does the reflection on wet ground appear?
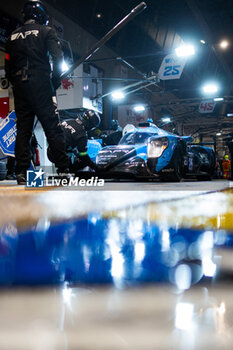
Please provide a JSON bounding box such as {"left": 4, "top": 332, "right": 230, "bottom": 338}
{"left": 0, "top": 214, "right": 232, "bottom": 287}
{"left": 1, "top": 184, "right": 233, "bottom": 349}
{"left": 111, "top": 189, "right": 233, "bottom": 230}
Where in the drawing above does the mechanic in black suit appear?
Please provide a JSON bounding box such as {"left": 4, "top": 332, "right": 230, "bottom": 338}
{"left": 47, "top": 110, "right": 101, "bottom": 174}
{"left": 5, "top": 0, "right": 69, "bottom": 184}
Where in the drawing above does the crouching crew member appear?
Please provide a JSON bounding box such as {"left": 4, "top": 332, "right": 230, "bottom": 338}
{"left": 5, "top": 0, "right": 70, "bottom": 184}
{"left": 48, "top": 110, "right": 100, "bottom": 174}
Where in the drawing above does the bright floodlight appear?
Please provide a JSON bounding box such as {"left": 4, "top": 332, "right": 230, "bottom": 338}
{"left": 111, "top": 90, "right": 125, "bottom": 100}
{"left": 216, "top": 132, "right": 222, "bottom": 136}
{"left": 175, "top": 44, "right": 195, "bottom": 57}
{"left": 133, "top": 105, "right": 145, "bottom": 112}
{"left": 202, "top": 83, "right": 219, "bottom": 94}
{"left": 219, "top": 40, "right": 229, "bottom": 49}
{"left": 214, "top": 97, "right": 224, "bottom": 102}
{"left": 61, "top": 60, "right": 69, "bottom": 72}
{"left": 161, "top": 117, "right": 171, "bottom": 123}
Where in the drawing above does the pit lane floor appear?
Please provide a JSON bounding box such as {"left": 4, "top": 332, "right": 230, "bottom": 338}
{"left": 0, "top": 179, "right": 233, "bottom": 349}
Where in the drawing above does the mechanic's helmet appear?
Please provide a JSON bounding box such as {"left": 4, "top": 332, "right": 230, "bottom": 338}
{"left": 111, "top": 119, "right": 119, "bottom": 131}
{"left": 224, "top": 155, "right": 229, "bottom": 160}
{"left": 81, "top": 110, "right": 100, "bottom": 131}
{"left": 22, "top": 0, "right": 49, "bottom": 25}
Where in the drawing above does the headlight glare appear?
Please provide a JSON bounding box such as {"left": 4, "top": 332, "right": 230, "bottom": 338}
{"left": 147, "top": 137, "right": 169, "bottom": 158}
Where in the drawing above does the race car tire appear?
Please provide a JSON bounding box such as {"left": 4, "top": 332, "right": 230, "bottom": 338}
{"left": 0, "top": 161, "right": 7, "bottom": 181}
{"left": 163, "top": 149, "right": 183, "bottom": 182}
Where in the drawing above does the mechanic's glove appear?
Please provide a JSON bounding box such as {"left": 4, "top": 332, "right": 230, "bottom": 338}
{"left": 73, "top": 154, "right": 97, "bottom": 172}
{"left": 51, "top": 75, "right": 61, "bottom": 90}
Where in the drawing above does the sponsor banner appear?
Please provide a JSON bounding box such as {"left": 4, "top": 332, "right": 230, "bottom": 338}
{"left": 158, "top": 54, "right": 187, "bottom": 80}
{"left": 0, "top": 111, "right": 17, "bottom": 156}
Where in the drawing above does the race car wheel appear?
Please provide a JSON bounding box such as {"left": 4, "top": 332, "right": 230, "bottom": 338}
{"left": 164, "top": 149, "right": 183, "bottom": 182}
{"left": 171, "top": 158, "right": 183, "bottom": 182}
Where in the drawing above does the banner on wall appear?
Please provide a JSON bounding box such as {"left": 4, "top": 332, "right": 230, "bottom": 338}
{"left": 0, "top": 111, "right": 17, "bottom": 156}
{"left": 118, "top": 105, "right": 149, "bottom": 128}
{"left": 56, "top": 65, "right": 103, "bottom": 114}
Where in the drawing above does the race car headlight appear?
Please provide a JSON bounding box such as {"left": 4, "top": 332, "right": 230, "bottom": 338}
{"left": 147, "top": 137, "right": 169, "bottom": 158}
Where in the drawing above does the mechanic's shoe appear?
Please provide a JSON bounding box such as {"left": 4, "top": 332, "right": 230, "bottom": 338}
{"left": 6, "top": 174, "right": 16, "bottom": 180}
{"left": 16, "top": 173, "right": 26, "bottom": 185}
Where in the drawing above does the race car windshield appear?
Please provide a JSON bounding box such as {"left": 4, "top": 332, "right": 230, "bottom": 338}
{"left": 119, "top": 132, "right": 156, "bottom": 145}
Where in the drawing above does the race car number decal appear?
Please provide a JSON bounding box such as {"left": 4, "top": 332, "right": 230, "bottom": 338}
{"left": 163, "top": 65, "right": 181, "bottom": 76}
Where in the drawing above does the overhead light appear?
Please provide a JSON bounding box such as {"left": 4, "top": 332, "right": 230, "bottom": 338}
{"left": 216, "top": 132, "right": 222, "bottom": 136}
{"left": 161, "top": 117, "right": 171, "bottom": 123}
{"left": 61, "top": 60, "right": 69, "bottom": 72}
{"left": 219, "top": 40, "right": 229, "bottom": 49}
{"left": 111, "top": 90, "right": 125, "bottom": 100}
{"left": 214, "top": 97, "right": 224, "bottom": 102}
{"left": 227, "top": 113, "right": 233, "bottom": 117}
{"left": 175, "top": 44, "right": 195, "bottom": 57}
{"left": 200, "top": 40, "right": 206, "bottom": 45}
{"left": 133, "top": 105, "right": 145, "bottom": 112}
{"left": 96, "top": 13, "right": 102, "bottom": 19}
{"left": 202, "top": 83, "right": 219, "bottom": 94}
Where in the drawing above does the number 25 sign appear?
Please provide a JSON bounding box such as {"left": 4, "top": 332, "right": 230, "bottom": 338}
{"left": 158, "top": 54, "right": 187, "bottom": 80}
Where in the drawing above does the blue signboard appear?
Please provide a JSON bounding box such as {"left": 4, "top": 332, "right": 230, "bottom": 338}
{"left": 0, "top": 111, "right": 17, "bottom": 156}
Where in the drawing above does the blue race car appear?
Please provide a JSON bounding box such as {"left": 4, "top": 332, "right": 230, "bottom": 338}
{"left": 95, "top": 121, "right": 216, "bottom": 181}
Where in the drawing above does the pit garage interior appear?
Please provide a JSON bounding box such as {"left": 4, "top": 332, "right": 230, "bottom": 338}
{"left": 1, "top": 1, "right": 233, "bottom": 349}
